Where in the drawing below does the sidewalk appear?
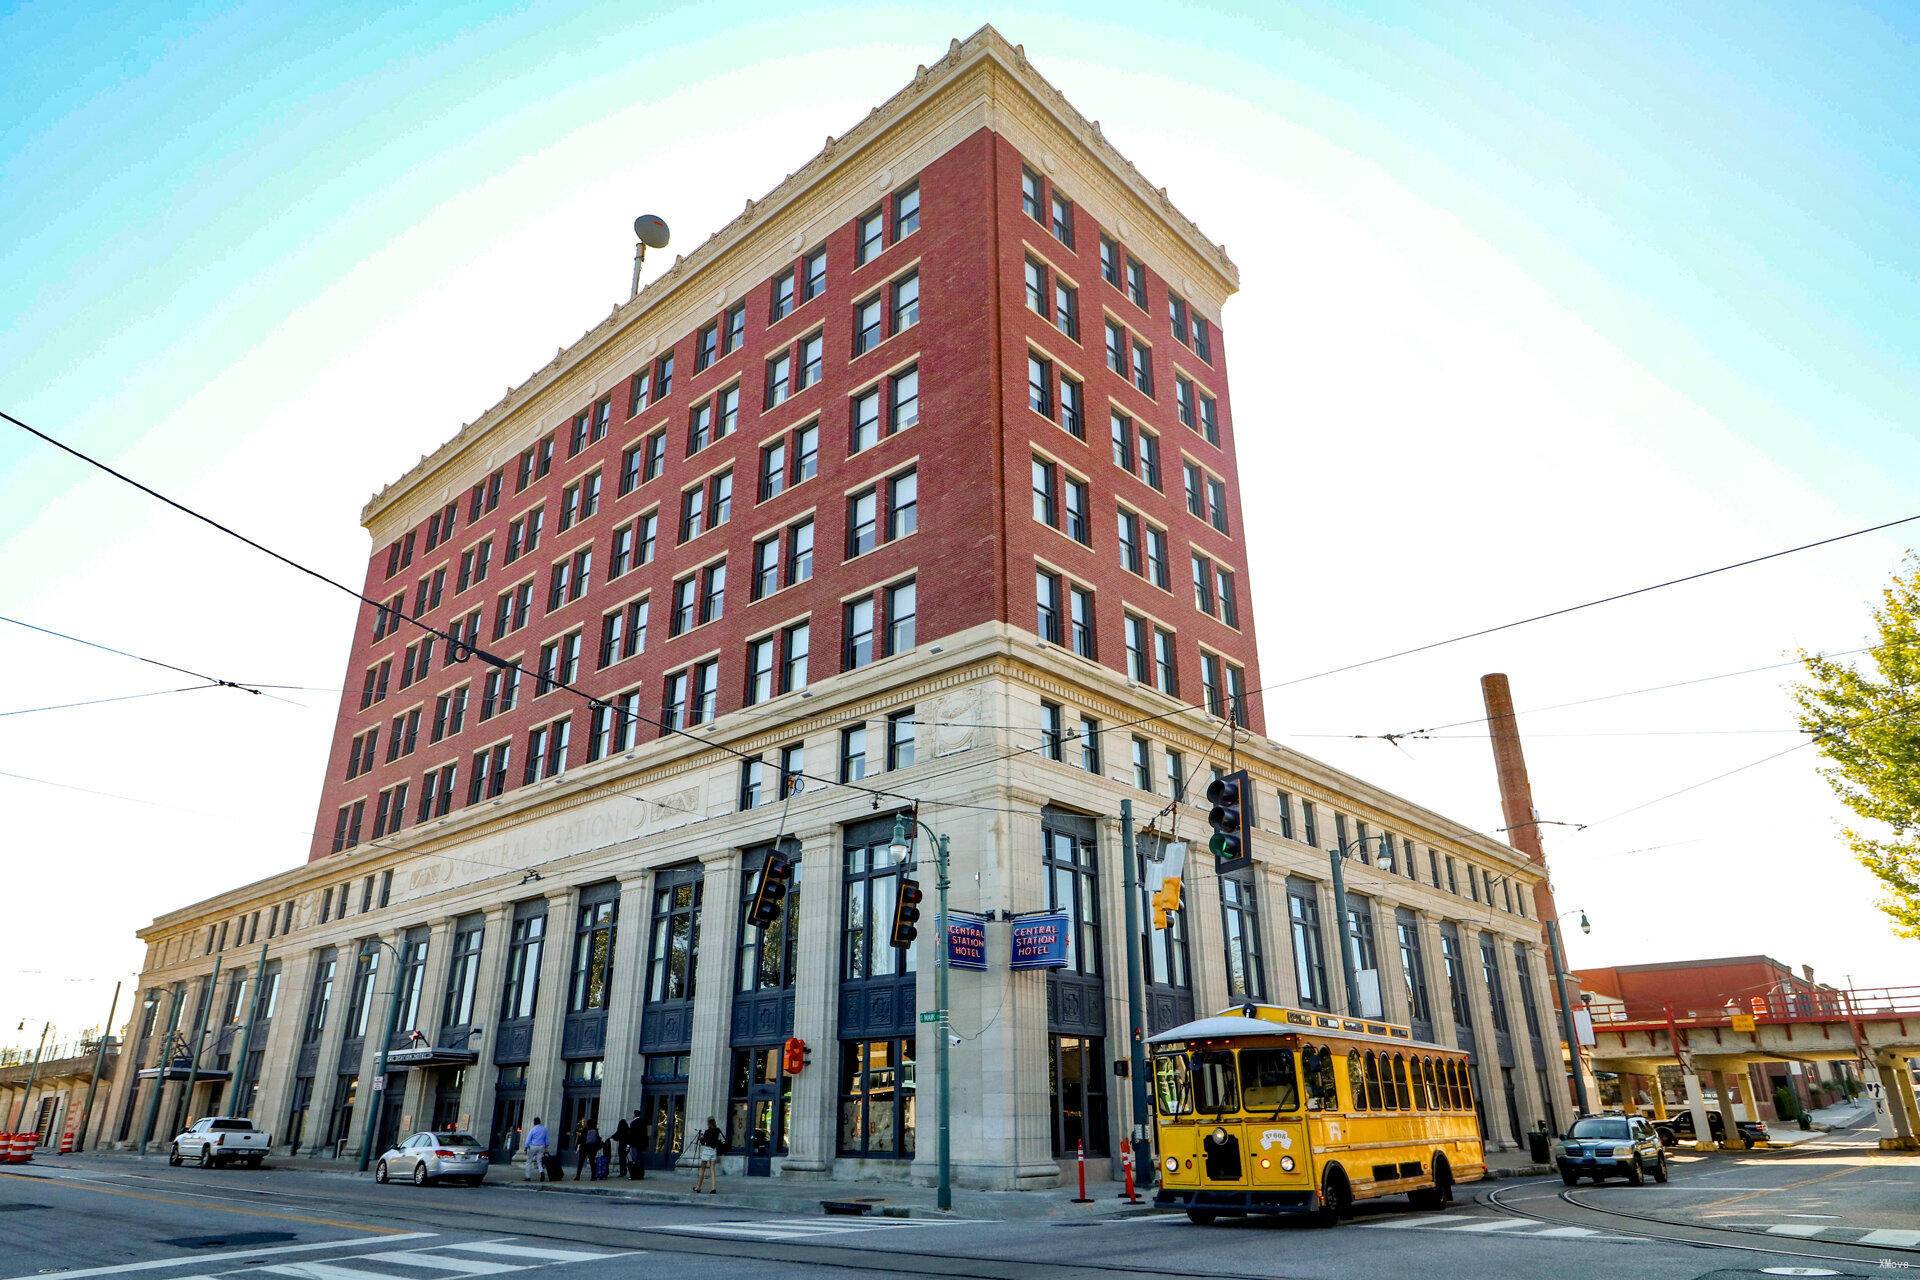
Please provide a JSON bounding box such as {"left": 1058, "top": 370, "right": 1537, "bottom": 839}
{"left": 1758, "top": 1098, "right": 1877, "bottom": 1147}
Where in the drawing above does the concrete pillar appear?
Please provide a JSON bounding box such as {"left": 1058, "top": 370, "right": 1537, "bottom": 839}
{"left": 1883, "top": 1055, "right": 1919, "bottom": 1148}
{"left": 1873, "top": 1059, "right": 1903, "bottom": 1146}
{"left": 1187, "top": 858, "right": 1230, "bottom": 1015}
{"left": 1461, "top": 927, "right": 1510, "bottom": 1150}
{"left": 459, "top": 903, "right": 515, "bottom": 1142}
{"left": 1523, "top": 944, "right": 1578, "bottom": 1124}
{"left": 1418, "top": 915, "right": 1459, "bottom": 1051}
{"left": 681, "top": 852, "right": 741, "bottom": 1166}
{"left": 597, "top": 872, "right": 653, "bottom": 1148}
{"left": 782, "top": 826, "right": 841, "bottom": 1179}
{"left": 252, "top": 949, "right": 315, "bottom": 1140}
{"left": 1681, "top": 1067, "right": 1715, "bottom": 1152}
{"left": 345, "top": 929, "right": 405, "bottom": 1160}
{"left": 990, "top": 789, "right": 1061, "bottom": 1189}
{"left": 1650, "top": 1077, "right": 1670, "bottom": 1122}
{"left": 400, "top": 920, "right": 454, "bottom": 1133}
{"left": 1255, "top": 864, "right": 1297, "bottom": 1008}
{"left": 1495, "top": 939, "right": 1550, "bottom": 1134}
{"left": 523, "top": 889, "right": 578, "bottom": 1139}
{"left": 1710, "top": 1068, "right": 1745, "bottom": 1149}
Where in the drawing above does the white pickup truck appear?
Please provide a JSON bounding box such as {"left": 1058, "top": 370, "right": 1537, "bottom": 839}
{"left": 169, "top": 1116, "right": 270, "bottom": 1168}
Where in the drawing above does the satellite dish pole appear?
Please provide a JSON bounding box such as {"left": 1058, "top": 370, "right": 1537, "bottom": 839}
{"left": 631, "top": 214, "right": 671, "bottom": 299}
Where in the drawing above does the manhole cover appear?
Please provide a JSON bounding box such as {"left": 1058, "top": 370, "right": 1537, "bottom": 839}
{"left": 1761, "top": 1270, "right": 1838, "bottom": 1277}
{"left": 159, "top": 1234, "right": 296, "bottom": 1249}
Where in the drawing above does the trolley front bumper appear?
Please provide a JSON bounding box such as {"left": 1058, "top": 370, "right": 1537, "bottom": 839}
{"left": 1154, "top": 1185, "right": 1318, "bottom": 1216}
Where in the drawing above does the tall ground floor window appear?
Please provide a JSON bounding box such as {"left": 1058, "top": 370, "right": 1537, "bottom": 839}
{"left": 838, "top": 1037, "right": 915, "bottom": 1159}
{"left": 489, "top": 1065, "right": 526, "bottom": 1158}
{"left": 728, "top": 1046, "right": 794, "bottom": 1156}
{"left": 284, "top": 1075, "right": 314, "bottom": 1152}
{"left": 559, "top": 1058, "right": 604, "bottom": 1153}
{"left": 327, "top": 1074, "right": 359, "bottom": 1149}
{"left": 1048, "top": 1034, "right": 1109, "bottom": 1158}
{"left": 639, "top": 1053, "right": 689, "bottom": 1170}
{"left": 431, "top": 1067, "right": 468, "bottom": 1132}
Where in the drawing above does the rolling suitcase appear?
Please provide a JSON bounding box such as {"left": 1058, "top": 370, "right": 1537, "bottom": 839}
{"left": 593, "top": 1151, "right": 609, "bottom": 1180}
{"left": 543, "top": 1152, "right": 563, "bottom": 1181}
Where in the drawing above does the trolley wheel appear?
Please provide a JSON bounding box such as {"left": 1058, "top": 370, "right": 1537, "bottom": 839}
{"left": 1186, "top": 1209, "right": 1217, "bottom": 1226}
{"left": 1318, "top": 1167, "right": 1352, "bottom": 1226}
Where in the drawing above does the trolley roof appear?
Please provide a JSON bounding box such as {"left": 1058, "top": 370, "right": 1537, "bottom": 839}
{"left": 1147, "top": 1004, "right": 1459, "bottom": 1054}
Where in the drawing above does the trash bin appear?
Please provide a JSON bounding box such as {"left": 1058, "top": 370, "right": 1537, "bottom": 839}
{"left": 1527, "top": 1130, "right": 1552, "bottom": 1163}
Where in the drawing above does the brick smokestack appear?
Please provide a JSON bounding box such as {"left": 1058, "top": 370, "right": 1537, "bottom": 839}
{"left": 1481, "top": 673, "right": 1562, "bottom": 929}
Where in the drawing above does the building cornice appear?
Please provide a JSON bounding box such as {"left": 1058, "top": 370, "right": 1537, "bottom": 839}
{"left": 360, "top": 24, "right": 1239, "bottom": 540}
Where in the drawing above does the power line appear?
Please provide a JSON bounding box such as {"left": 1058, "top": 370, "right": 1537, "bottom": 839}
{"left": 0, "top": 683, "right": 219, "bottom": 719}
{"left": 0, "top": 613, "right": 273, "bottom": 698}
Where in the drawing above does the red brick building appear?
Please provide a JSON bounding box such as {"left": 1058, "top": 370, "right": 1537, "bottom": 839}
{"left": 309, "top": 108, "right": 1258, "bottom": 863}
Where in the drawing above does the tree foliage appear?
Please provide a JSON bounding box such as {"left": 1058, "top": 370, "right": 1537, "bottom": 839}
{"left": 1791, "top": 556, "right": 1920, "bottom": 938}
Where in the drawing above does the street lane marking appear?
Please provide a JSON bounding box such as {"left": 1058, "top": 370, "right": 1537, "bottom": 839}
{"left": 1766, "top": 1225, "right": 1828, "bottom": 1238}
{"left": 1859, "top": 1230, "right": 1920, "bottom": 1248}
{"left": 0, "top": 1235, "right": 437, "bottom": 1280}
{"left": 434, "top": 1245, "right": 620, "bottom": 1263}
{"left": 1442, "top": 1219, "right": 1530, "bottom": 1232}
{"left": 0, "top": 1171, "right": 406, "bottom": 1236}
{"left": 1359, "top": 1216, "right": 1642, "bottom": 1243}
{"left": 350, "top": 1254, "right": 522, "bottom": 1276}
{"left": 1368, "top": 1214, "right": 1465, "bottom": 1229}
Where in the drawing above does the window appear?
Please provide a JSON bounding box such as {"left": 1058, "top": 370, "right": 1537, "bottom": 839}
{"left": 786, "top": 516, "right": 815, "bottom": 585}
{"left": 1110, "top": 409, "right": 1134, "bottom": 472}
{"left": 1199, "top": 391, "right": 1219, "bottom": 445}
{"left": 679, "top": 469, "right": 732, "bottom": 541}
{"left": 1068, "top": 583, "right": 1096, "bottom": 658}
{"left": 547, "top": 547, "right": 592, "bottom": 611}
{"left": 782, "top": 620, "right": 810, "bottom": 692}
{"left": 1117, "top": 509, "right": 1142, "bottom": 575}
{"left": 1040, "top": 700, "right": 1065, "bottom": 762}
{"left": 1063, "top": 476, "right": 1089, "bottom": 545}
{"left": 1220, "top": 870, "right": 1266, "bottom": 1002}
{"left": 468, "top": 741, "right": 510, "bottom": 803}
{"left": 645, "top": 874, "right": 702, "bottom": 1004}
{"left": 1479, "top": 933, "right": 1511, "bottom": 1034}
{"left": 1192, "top": 551, "right": 1215, "bottom": 614}
{"left": 1105, "top": 319, "right": 1126, "bottom": 375}
{"left": 1035, "top": 568, "right": 1062, "bottom": 644}
{"left": 417, "top": 763, "right": 456, "bottom": 822}
{"left": 1200, "top": 651, "right": 1224, "bottom": 717}
{"left": 588, "top": 688, "right": 641, "bottom": 760}
{"left": 1021, "top": 166, "right": 1042, "bottom": 220}
{"left": 536, "top": 631, "right": 581, "bottom": 695}
{"left": 1123, "top": 615, "right": 1149, "bottom": 682}
{"left": 1137, "top": 428, "right": 1161, "bottom": 489}
{"left": 431, "top": 686, "right": 467, "bottom": 742}
{"left": 1169, "top": 292, "right": 1191, "bottom": 346}
{"left": 669, "top": 574, "right": 697, "bottom": 637}
{"left": 838, "top": 1038, "right": 915, "bottom": 1160}
{"left": 568, "top": 894, "right": 616, "bottom": 1012}
{"left": 1193, "top": 315, "right": 1213, "bottom": 363}
{"left": 758, "top": 439, "right": 788, "bottom": 500}
{"left": 386, "top": 707, "right": 420, "bottom": 761}
{"left": 1152, "top": 626, "right": 1178, "bottom": 695}
{"left": 414, "top": 567, "right": 445, "bottom": 614}
{"left": 1054, "top": 278, "right": 1078, "bottom": 340}
{"left": 884, "top": 578, "right": 916, "bottom": 655}
{"left": 1031, "top": 457, "right": 1057, "bottom": 526}
{"left": 846, "top": 489, "right": 877, "bottom": 558}
{"left": 796, "top": 331, "right": 823, "bottom": 391}
{"left": 890, "top": 271, "right": 919, "bottom": 332}
{"left": 1145, "top": 525, "right": 1170, "bottom": 589}
{"left": 839, "top": 723, "right": 867, "bottom": 782}
{"left": 1099, "top": 235, "right": 1120, "bottom": 286}
{"left": 853, "top": 296, "right": 883, "bottom": 356}
{"left": 1209, "top": 477, "right": 1229, "bottom": 534}
{"left": 892, "top": 182, "right": 919, "bottom": 238}
{"left": 885, "top": 708, "right": 916, "bottom": 770}
{"left": 1215, "top": 566, "right": 1239, "bottom": 628}
{"left": 598, "top": 596, "right": 648, "bottom": 667}
{"left": 1289, "top": 881, "right": 1330, "bottom": 1011}
{"left": 479, "top": 664, "right": 520, "bottom": 720}
{"left": 1027, "top": 353, "right": 1053, "bottom": 418}
{"left": 843, "top": 597, "right": 875, "bottom": 670}
{"left": 1399, "top": 912, "right": 1433, "bottom": 1032}
{"left": 803, "top": 247, "right": 827, "bottom": 301}
{"left": 1131, "top": 340, "right": 1153, "bottom": 396}
{"left": 331, "top": 801, "right": 364, "bottom": 852}
{"left": 889, "top": 365, "right": 918, "bottom": 432}
{"left": 1137, "top": 836, "right": 1190, "bottom": 988}
{"left": 699, "top": 560, "right": 727, "bottom": 625}
{"left": 744, "top": 636, "right": 775, "bottom": 707}
{"left": 722, "top": 301, "right": 745, "bottom": 353}
{"left": 770, "top": 268, "right": 795, "bottom": 323}
{"left": 525, "top": 715, "right": 572, "bottom": 784}
{"left": 500, "top": 911, "right": 546, "bottom": 1021}
{"left": 457, "top": 540, "right": 491, "bottom": 592}
{"left": 1078, "top": 714, "right": 1102, "bottom": 774}
{"left": 765, "top": 351, "right": 792, "bottom": 408}
{"left": 851, "top": 386, "right": 880, "bottom": 454}
{"left": 1024, "top": 258, "right": 1046, "bottom": 315}
{"left": 1059, "top": 375, "right": 1083, "bottom": 438}
{"left": 856, "top": 208, "right": 884, "bottom": 265}
{"left": 752, "top": 535, "right": 780, "bottom": 601}
{"left": 1049, "top": 190, "right": 1074, "bottom": 247}
{"left": 505, "top": 506, "right": 544, "bottom": 564}
{"left": 1126, "top": 256, "right": 1148, "bottom": 309}
{"left": 1131, "top": 736, "right": 1152, "bottom": 790}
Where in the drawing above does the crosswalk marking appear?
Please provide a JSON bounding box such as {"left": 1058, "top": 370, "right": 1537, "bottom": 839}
{"left": 1858, "top": 1230, "right": 1920, "bottom": 1248}
{"left": 1368, "top": 1214, "right": 1464, "bottom": 1230}
{"left": 257, "top": 1263, "right": 424, "bottom": 1280}
{"left": 1358, "top": 1215, "right": 1639, "bottom": 1244}
{"left": 1533, "top": 1227, "right": 1603, "bottom": 1239}
{"left": 352, "top": 1253, "right": 522, "bottom": 1275}
{"left": 1442, "top": 1219, "right": 1530, "bottom": 1233}
{"left": 1767, "top": 1224, "right": 1828, "bottom": 1238}
{"left": 646, "top": 1216, "right": 985, "bottom": 1242}
{"left": 433, "top": 1245, "right": 613, "bottom": 1264}
{"left": 0, "top": 1235, "right": 439, "bottom": 1280}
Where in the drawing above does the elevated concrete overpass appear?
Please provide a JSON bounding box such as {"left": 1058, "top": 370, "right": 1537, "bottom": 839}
{"left": 1587, "top": 985, "right": 1920, "bottom": 1151}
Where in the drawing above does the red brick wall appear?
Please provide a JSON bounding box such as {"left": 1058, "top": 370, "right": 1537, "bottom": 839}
{"left": 307, "top": 126, "right": 1262, "bottom": 861}
{"left": 1576, "top": 957, "right": 1811, "bottom": 1018}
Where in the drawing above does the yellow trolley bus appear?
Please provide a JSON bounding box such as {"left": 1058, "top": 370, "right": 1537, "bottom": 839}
{"left": 1148, "top": 1004, "right": 1486, "bottom": 1225}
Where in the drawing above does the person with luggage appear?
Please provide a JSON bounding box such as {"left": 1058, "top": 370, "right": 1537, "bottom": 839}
{"left": 573, "top": 1119, "right": 603, "bottom": 1181}
{"left": 624, "top": 1109, "right": 645, "bottom": 1180}
{"left": 692, "top": 1116, "right": 725, "bottom": 1194}
{"left": 609, "top": 1114, "right": 631, "bottom": 1178}
{"left": 523, "top": 1117, "right": 549, "bottom": 1182}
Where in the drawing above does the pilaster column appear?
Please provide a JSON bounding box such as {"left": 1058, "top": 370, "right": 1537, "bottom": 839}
{"left": 996, "top": 793, "right": 1060, "bottom": 1188}
{"left": 400, "top": 920, "right": 454, "bottom": 1133}
{"left": 597, "top": 873, "right": 653, "bottom": 1143}
{"left": 1256, "top": 865, "right": 1298, "bottom": 1008}
{"left": 1461, "top": 925, "right": 1509, "bottom": 1148}
{"left": 1495, "top": 937, "right": 1549, "bottom": 1135}
{"left": 1371, "top": 898, "right": 1409, "bottom": 1025}
{"left": 1523, "top": 943, "right": 1577, "bottom": 1124}
{"left": 523, "top": 889, "right": 579, "bottom": 1138}
{"left": 1418, "top": 916, "right": 1459, "bottom": 1050}
{"left": 1681, "top": 1066, "right": 1715, "bottom": 1152}
{"left": 681, "top": 851, "right": 742, "bottom": 1165}
{"left": 303, "top": 949, "right": 352, "bottom": 1157}
{"left": 459, "top": 903, "right": 515, "bottom": 1141}
{"left": 1187, "top": 859, "right": 1229, "bottom": 1014}
{"left": 782, "top": 827, "right": 842, "bottom": 1178}
{"left": 346, "top": 929, "right": 405, "bottom": 1159}
{"left": 252, "top": 950, "right": 315, "bottom": 1139}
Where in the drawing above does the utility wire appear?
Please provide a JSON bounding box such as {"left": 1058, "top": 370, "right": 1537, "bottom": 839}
{"left": 0, "top": 613, "right": 272, "bottom": 698}
{"left": 0, "top": 683, "right": 218, "bottom": 719}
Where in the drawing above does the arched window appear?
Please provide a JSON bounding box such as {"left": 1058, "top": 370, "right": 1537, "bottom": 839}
{"left": 1392, "top": 1053, "right": 1411, "bottom": 1110}
{"left": 1443, "top": 1059, "right": 1460, "bottom": 1110}
{"left": 1363, "top": 1050, "right": 1384, "bottom": 1111}
{"left": 1421, "top": 1057, "right": 1439, "bottom": 1110}
{"left": 1346, "top": 1050, "right": 1367, "bottom": 1111}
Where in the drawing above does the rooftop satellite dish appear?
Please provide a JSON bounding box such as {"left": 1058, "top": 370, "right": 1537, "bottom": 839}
{"left": 634, "top": 214, "right": 671, "bottom": 248}
{"left": 629, "top": 214, "right": 671, "bottom": 299}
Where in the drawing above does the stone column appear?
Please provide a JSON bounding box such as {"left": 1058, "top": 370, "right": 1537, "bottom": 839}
{"left": 1187, "top": 859, "right": 1229, "bottom": 1014}
{"left": 1882, "top": 1054, "right": 1919, "bottom": 1147}
{"left": 400, "top": 920, "right": 453, "bottom": 1133}
{"left": 681, "top": 852, "right": 741, "bottom": 1166}
{"left": 523, "top": 889, "right": 579, "bottom": 1139}
{"left": 301, "top": 951, "right": 351, "bottom": 1158}
{"left": 1416, "top": 916, "right": 1459, "bottom": 1049}
{"left": 1461, "top": 926, "right": 1509, "bottom": 1149}
{"left": 1311, "top": 879, "right": 1349, "bottom": 1017}
{"left": 459, "top": 903, "right": 515, "bottom": 1141}
{"left": 1495, "top": 938, "right": 1550, "bottom": 1135}
{"left": 1681, "top": 1065, "right": 1715, "bottom": 1152}
{"left": 1372, "top": 900, "right": 1409, "bottom": 1026}
{"left": 1710, "top": 1068, "right": 1743, "bottom": 1148}
{"left": 252, "top": 950, "right": 315, "bottom": 1140}
{"left": 994, "top": 790, "right": 1061, "bottom": 1189}
{"left": 1523, "top": 944, "right": 1577, "bottom": 1124}
{"left": 782, "top": 827, "right": 842, "bottom": 1179}
{"left": 1256, "top": 865, "right": 1297, "bottom": 1007}
{"left": 597, "top": 872, "right": 653, "bottom": 1150}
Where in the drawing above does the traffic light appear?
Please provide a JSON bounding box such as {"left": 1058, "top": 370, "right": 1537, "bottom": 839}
{"left": 1148, "top": 840, "right": 1189, "bottom": 930}
{"left": 782, "top": 1035, "right": 811, "bottom": 1075}
{"left": 890, "top": 877, "right": 924, "bottom": 948}
{"left": 748, "top": 849, "right": 794, "bottom": 928}
{"left": 1151, "top": 878, "right": 1183, "bottom": 930}
{"left": 1206, "top": 769, "right": 1251, "bottom": 873}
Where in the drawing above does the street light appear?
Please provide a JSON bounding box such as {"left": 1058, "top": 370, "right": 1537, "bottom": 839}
{"left": 888, "top": 811, "right": 952, "bottom": 1212}
{"left": 1327, "top": 834, "right": 1395, "bottom": 1018}
{"left": 135, "top": 988, "right": 185, "bottom": 1157}
{"left": 357, "top": 939, "right": 411, "bottom": 1172}
{"left": 1544, "top": 908, "right": 1593, "bottom": 1118}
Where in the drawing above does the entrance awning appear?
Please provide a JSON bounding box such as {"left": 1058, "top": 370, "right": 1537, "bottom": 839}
{"left": 383, "top": 1045, "right": 480, "bottom": 1070}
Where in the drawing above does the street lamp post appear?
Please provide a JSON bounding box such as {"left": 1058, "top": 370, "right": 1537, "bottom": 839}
{"left": 9, "top": 1020, "right": 52, "bottom": 1136}
{"left": 223, "top": 943, "right": 270, "bottom": 1115}
{"left": 889, "top": 812, "right": 952, "bottom": 1212}
{"left": 179, "top": 955, "right": 222, "bottom": 1134}
{"left": 1327, "top": 835, "right": 1393, "bottom": 1018}
{"left": 359, "top": 941, "right": 409, "bottom": 1172}
{"left": 75, "top": 981, "right": 122, "bottom": 1153}
{"left": 1545, "top": 909, "right": 1592, "bottom": 1118}
{"left": 1117, "top": 799, "right": 1155, "bottom": 1192}
{"left": 136, "top": 988, "right": 184, "bottom": 1157}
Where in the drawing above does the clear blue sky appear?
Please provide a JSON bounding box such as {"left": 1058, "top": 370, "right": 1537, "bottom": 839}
{"left": 2, "top": 1, "right": 1916, "bottom": 1039}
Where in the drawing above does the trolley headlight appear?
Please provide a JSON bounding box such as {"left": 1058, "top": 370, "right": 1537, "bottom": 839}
{"left": 1163, "top": 1156, "right": 1178, "bottom": 1174}
{"left": 1280, "top": 1155, "right": 1296, "bottom": 1172}
{"left": 1212, "top": 1126, "right": 1228, "bottom": 1144}
{"left": 1259, "top": 1157, "right": 1271, "bottom": 1169}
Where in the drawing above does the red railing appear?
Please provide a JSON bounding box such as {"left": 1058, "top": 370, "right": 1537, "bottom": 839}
{"left": 1592, "top": 984, "right": 1920, "bottom": 1030}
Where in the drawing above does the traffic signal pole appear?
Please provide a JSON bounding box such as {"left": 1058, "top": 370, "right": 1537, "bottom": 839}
{"left": 1328, "top": 846, "right": 1360, "bottom": 1018}
{"left": 1118, "top": 800, "right": 1155, "bottom": 1191}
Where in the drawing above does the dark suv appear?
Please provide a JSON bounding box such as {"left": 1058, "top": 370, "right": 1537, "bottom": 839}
{"left": 1557, "top": 1114, "right": 1668, "bottom": 1185}
{"left": 1650, "top": 1109, "right": 1768, "bottom": 1148}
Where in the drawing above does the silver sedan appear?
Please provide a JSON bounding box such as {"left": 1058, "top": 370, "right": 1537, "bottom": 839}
{"left": 374, "top": 1131, "right": 490, "bottom": 1186}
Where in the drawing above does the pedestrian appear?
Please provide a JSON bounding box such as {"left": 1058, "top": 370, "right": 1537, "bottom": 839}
{"left": 625, "top": 1109, "right": 645, "bottom": 1180}
{"left": 609, "top": 1113, "right": 631, "bottom": 1178}
{"left": 573, "top": 1118, "right": 600, "bottom": 1181}
{"left": 523, "top": 1116, "right": 549, "bottom": 1183}
{"left": 692, "top": 1116, "right": 725, "bottom": 1194}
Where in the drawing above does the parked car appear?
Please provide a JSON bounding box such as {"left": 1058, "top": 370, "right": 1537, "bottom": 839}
{"left": 1557, "top": 1114, "right": 1668, "bottom": 1185}
{"left": 169, "top": 1117, "right": 270, "bottom": 1168}
{"left": 374, "top": 1131, "right": 490, "bottom": 1186}
{"left": 1650, "top": 1109, "right": 1768, "bottom": 1147}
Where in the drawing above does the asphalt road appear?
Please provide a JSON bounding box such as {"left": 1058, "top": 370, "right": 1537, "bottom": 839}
{"left": 2, "top": 1123, "right": 1914, "bottom": 1280}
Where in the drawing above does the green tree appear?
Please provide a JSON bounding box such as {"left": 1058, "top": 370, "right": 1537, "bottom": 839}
{"left": 1792, "top": 557, "right": 1920, "bottom": 938}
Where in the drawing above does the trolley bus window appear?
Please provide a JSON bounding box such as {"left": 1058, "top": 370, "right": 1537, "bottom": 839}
{"left": 1238, "top": 1048, "right": 1299, "bottom": 1114}
{"left": 1346, "top": 1051, "right": 1367, "bottom": 1111}
{"left": 1303, "top": 1044, "right": 1339, "bottom": 1111}
{"left": 1153, "top": 1052, "right": 1192, "bottom": 1117}
{"left": 1191, "top": 1049, "right": 1239, "bottom": 1116}
{"left": 1393, "top": 1053, "right": 1412, "bottom": 1110}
